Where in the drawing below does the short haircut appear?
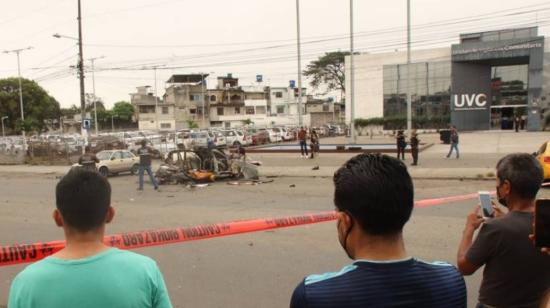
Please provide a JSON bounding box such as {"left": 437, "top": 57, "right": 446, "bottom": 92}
{"left": 56, "top": 168, "right": 111, "bottom": 232}
{"left": 496, "top": 153, "right": 543, "bottom": 200}
{"left": 333, "top": 153, "right": 414, "bottom": 235}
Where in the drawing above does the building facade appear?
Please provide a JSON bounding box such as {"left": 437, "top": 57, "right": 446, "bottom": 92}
{"left": 346, "top": 27, "right": 550, "bottom": 131}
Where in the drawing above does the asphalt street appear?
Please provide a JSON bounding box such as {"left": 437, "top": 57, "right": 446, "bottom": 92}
{"left": 1, "top": 171, "right": 548, "bottom": 307}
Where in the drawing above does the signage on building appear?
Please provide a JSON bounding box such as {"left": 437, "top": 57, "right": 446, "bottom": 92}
{"left": 452, "top": 42, "right": 543, "bottom": 56}
{"left": 452, "top": 93, "right": 488, "bottom": 110}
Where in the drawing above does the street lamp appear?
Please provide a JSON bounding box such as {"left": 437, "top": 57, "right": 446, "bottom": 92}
{"left": 3, "top": 46, "right": 32, "bottom": 140}
{"left": 52, "top": 0, "right": 86, "bottom": 149}
{"left": 1, "top": 116, "right": 8, "bottom": 137}
{"left": 88, "top": 56, "right": 105, "bottom": 136}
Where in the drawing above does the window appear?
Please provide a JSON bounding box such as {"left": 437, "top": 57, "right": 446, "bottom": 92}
{"left": 323, "top": 104, "right": 329, "bottom": 112}
{"left": 276, "top": 106, "right": 285, "bottom": 114}
{"left": 161, "top": 123, "right": 171, "bottom": 129}
{"left": 122, "top": 151, "right": 134, "bottom": 159}
{"left": 210, "top": 95, "right": 216, "bottom": 102}
{"left": 256, "top": 106, "right": 266, "bottom": 114}
{"left": 139, "top": 106, "right": 155, "bottom": 113}
{"left": 190, "top": 94, "right": 201, "bottom": 101}
{"left": 162, "top": 107, "right": 169, "bottom": 114}
{"left": 217, "top": 107, "right": 224, "bottom": 115}
{"left": 190, "top": 108, "right": 196, "bottom": 114}
{"left": 113, "top": 151, "right": 123, "bottom": 160}
{"left": 274, "top": 92, "right": 283, "bottom": 98}
{"left": 246, "top": 107, "right": 255, "bottom": 115}
{"left": 235, "top": 107, "right": 241, "bottom": 114}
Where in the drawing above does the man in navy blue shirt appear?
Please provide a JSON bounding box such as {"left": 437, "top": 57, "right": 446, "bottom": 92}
{"left": 290, "top": 153, "right": 466, "bottom": 308}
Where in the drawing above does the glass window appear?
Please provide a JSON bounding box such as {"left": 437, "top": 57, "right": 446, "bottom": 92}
{"left": 276, "top": 106, "right": 285, "bottom": 114}
{"left": 113, "top": 151, "right": 123, "bottom": 159}
{"left": 210, "top": 95, "right": 216, "bottom": 102}
{"left": 235, "top": 107, "right": 241, "bottom": 114}
{"left": 274, "top": 92, "right": 283, "bottom": 98}
{"left": 246, "top": 107, "right": 255, "bottom": 114}
{"left": 162, "top": 107, "right": 169, "bottom": 114}
{"left": 217, "top": 107, "right": 224, "bottom": 115}
{"left": 161, "top": 123, "right": 171, "bottom": 129}
{"left": 122, "top": 151, "right": 134, "bottom": 159}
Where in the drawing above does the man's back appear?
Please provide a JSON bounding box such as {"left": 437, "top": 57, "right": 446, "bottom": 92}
{"left": 9, "top": 248, "right": 172, "bottom": 308}
{"left": 291, "top": 258, "right": 465, "bottom": 308}
{"left": 466, "top": 212, "right": 550, "bottom": 308}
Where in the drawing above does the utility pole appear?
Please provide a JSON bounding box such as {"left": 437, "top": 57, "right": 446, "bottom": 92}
{"left": 77, "top": 0, "right": 86, "bottom": 143}
{"left": 406, "top": 0, "right": 412, "bottom": 133}
{"left": 201, "top": 73, "right": 206, "bottom": 127}
{"left": 154, "top": 67, "right": 159, "bottom": 131}
{"left": 349, "top": 0, "right": 357, "bottom": 144}
{"left": 1, "top": 116, "right": 7, "bottom": 137}
{"left": 296, "top": 0, "right": 303, "bottom": 127}
{"left": 89, "top": 56, "right": 105, "bottom": 136}
{"left": 3, "top": 47, "right": 32, "bottom": 141}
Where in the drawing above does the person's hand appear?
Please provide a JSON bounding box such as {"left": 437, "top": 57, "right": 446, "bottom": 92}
{"left": 465, "top": 206, "right": 484, "bottom": 231}
{"left": 492, "top": 202, "right": 506, "bottom": 218}
{"left": 528, "top": 234, "right": 550, "bottom": 256}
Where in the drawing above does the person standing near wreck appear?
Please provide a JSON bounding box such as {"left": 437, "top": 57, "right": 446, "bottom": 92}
{"left": 137, "top": 139, "right": 159, "bottom": 191}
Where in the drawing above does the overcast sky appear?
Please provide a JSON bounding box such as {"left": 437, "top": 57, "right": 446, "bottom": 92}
{"left": 1, "top": 0, "right": 549, "bottom": 108}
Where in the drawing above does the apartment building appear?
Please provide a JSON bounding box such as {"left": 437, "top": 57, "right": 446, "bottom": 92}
{"left": 130, "top": 86, "right": 175, "bottom": 131}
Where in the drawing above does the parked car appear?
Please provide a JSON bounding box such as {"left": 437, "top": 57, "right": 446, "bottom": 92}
{"left": 248, "top": 129, "right": 269, "bottom": 145}
{"left": 221, "top": 129, "right": 251, "bottom": 147}
{"left": 189, "top": 132, "right": 210, "bottom": 148}
{"left": 280, "top": 128, "right": 294, "bottom": 141}
{"left": 235, "top": 129, "right": 252, "bottom": 146}
{"left": 93, "top": 150, "right": 140, "bottom": 177}
{"left": 535, "top": 141, "right": 550, "bottom": 180}
{"left": 211, "top": 131, "right": 227, "bottom": 148}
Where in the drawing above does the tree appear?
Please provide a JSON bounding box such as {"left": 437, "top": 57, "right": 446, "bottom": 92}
{"left": 186, "top": 120, "right": 199, "bottom": 129}
{"left": 112, "top": 101, "right": 134, "bottom": 122}
{"left": 0, "top": 77, "right": 61, "bottom": 133}
{"left": 303, "top": 51, "right": 350, "bottom": 94}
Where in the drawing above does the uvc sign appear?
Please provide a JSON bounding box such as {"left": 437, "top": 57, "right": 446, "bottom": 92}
{"left": 453, "top": 93, "right": 488, "bottom": 110}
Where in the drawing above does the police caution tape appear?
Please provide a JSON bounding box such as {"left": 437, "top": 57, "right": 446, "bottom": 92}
{"left": 0, "top": 191, "right": 487, "bottom": 267}
{"left": 0, "top": 212, "right": 338, "bottom": 267}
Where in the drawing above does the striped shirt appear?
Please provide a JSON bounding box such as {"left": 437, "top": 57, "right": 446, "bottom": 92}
{"left": 290, "top": 258, "right": 466, "bottom": 308}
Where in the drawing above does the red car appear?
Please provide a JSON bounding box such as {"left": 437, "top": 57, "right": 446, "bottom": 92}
{"left": 248, "top": 129, "right": 269, "bottom": 145}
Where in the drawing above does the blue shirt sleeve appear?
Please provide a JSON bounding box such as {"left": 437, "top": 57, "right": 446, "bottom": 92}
{"left": 290, "top": 280, "right": 308, "bottom": 308}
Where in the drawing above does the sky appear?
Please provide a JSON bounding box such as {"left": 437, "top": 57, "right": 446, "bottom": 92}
{"left": 1, "top": 0, "right": 549, "bottom": 109}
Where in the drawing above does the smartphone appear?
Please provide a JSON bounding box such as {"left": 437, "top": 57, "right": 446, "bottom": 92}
{"left": 535, "top": 199, "right": 550, "bottom": 247}
{"left": 478, "top": 191, "right": 493, "bottom": 219}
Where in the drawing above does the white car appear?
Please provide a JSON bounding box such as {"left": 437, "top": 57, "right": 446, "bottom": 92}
{"left": 260, "top": 128, "right": 282, "bottom": 143}
{"left": 280, "top": 128, "right": 294, "bottom": 141}
{"left": 93, "top": 150, "right": 140, "bottom": 177}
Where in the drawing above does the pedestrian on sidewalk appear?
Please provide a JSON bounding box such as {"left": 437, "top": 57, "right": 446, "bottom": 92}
{"left": 137, "top": 139, "right": 159, "bottom": 191}
{"left": 520, "top": 114, "right": 527, "bottom": 130}
{"left": 446, "top": 126, "right": 459, "bottom": 159}
{"left": 78, "top": 146, "right": 99, "bottom": 172}
{"left": 396, "top": 130, "right": 406, "bottom": 160}
{"left": 298, "top": 127, "right": 309, "bottom": 158}
{"left": 309, "top": 130, "right": 319, "bottom": 159}
{"left": 410, "top": 130, "right": 419, "bottom": 166}
{"left": 514, "top": 115, "right": 520, "bottom": 133}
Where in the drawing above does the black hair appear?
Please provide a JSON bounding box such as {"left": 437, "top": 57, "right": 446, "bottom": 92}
{"left": 333, "top": 153, "right": 414, "bottom": 236}
{"left": 56, "top": 168, "right": 112, "bottom": 232}
{"left": 496, "top": 153, "right": 543, "bottom": 200}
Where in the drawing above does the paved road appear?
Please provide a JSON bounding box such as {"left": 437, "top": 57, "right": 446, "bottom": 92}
{"left": 1, "top": 171, "right": 549, "bottom": 307}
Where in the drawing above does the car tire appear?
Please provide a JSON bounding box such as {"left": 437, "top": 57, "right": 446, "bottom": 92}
{"left": 99, "top": 166, "right": 109, "bottom": 177}
{"left": 131, "top": 164, "right": 139, "bottom": 175}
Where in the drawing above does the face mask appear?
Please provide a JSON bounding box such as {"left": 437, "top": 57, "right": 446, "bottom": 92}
{"left": 338, "top": 215, "right": 354, "bottom": 259}
{"left": 496, "top": 184, "right": 508, "bottom": 208}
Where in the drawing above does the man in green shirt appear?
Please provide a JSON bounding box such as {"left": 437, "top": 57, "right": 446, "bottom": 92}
{"left": 8, "top": 168, "right": 172, "bottom": 308}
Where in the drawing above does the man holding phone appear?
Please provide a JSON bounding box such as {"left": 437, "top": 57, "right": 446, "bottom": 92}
{"left": 457, "top": 153, "right": 550, "bottom": 308}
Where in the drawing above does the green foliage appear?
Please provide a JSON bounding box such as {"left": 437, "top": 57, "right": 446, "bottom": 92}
{"left": 354, "top": 115, "right": 450, "bottom": 130}
{"left": 186, "top": 120, "right": 199, "bottom": 129}
{"left": 303, "top": 51, "right": 350, "bottom": 94}
{"left": 112, "top": 101, "right": 134, "bottom": 122}
{"left": 242, "top": 118, "right": 253, "bottom": 125}
{"left": 0, "top": 77, "right": 61, "bottom": 133}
